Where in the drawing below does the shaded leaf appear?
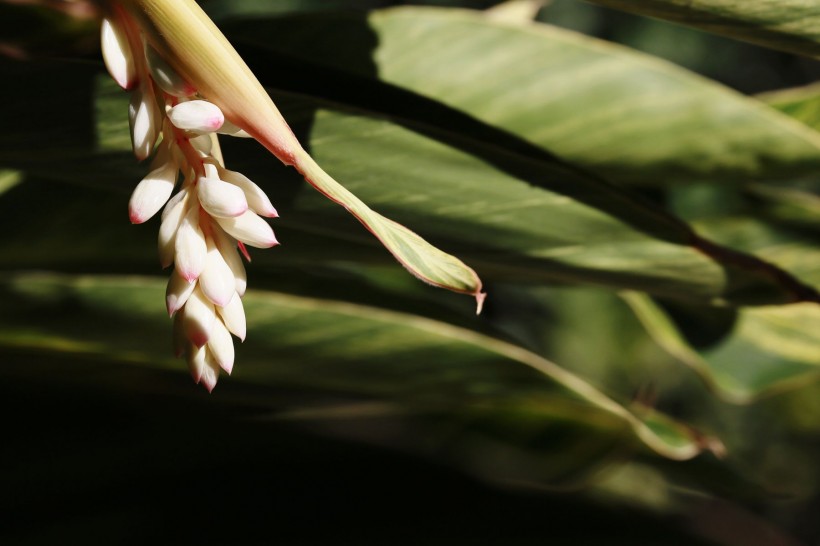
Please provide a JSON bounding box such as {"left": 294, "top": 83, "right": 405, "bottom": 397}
{"left": 583, "top": 0, "right": 820, "bottom": 59}
{"left": 0, "top": 271, "right": 717, "bottom": 461}
{"left": 224, "top": 7, "right": 820, "bottom": 185}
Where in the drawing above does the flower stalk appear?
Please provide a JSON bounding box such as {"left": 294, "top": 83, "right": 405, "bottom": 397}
{"left": 99, "top": 0, "right": 484, "bottom": 391}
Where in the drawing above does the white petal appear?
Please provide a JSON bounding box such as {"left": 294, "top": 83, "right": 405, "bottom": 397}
{"left": 128, "top": 162, "right": 177, "bottom": 224}
{"left": 101, "top": 17, "right": 135, "bottom": 90}
{"left": 198, "top": 176, "right": 248, "bottom": 218}
{"left": 218, "top": 292, "right": 246, "bottom": 341}
{"left": 215, "top": 210, "right": 278, "bottom": 248}
{"left": 144, "top": 43, "right": 196, "bottom": 97}
{"left": 199, "top": 237, "right": 236, "bottom": 307}
{"left": 186, "top": 344, "right": 220, "bottom": 391}
{"left": 221, "top": 169, "right": 278, "bottom": 218}
{"left": 128, "top": 84, "right": 161, "bottom": 160}
{"left": 212, "top": 225, "right": 247, "bottom": 296}
{"left": 168, "top": 100, "right": 224, "bottom": 133}
{"left": 158, "top": 190, "right": 189, "bottom": 268}
{"left": 200, "top": 349, "right": 220, "bottom": 393}
{"left": 207, "top": 318, "right": 235, "bottom": 375}
{"left": 161, "top": 187, "right": 188, "bottom": 222}
{"left": 182, "top": 286, "right": 215, "bottom": 348}
{"left": 166, "top": 268, "right": 196, "bottom": 316}
{"left": 174, "top": 204, "right": 207, "bottom": 281}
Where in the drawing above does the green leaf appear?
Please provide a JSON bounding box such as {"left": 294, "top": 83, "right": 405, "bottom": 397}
{"left": 759, "top": 82, "right": 820, "bottom": 133}
{"left": 1, "top": 59, "right": 817, "bottom": 306}
{"left": 223, "top": 7, "right": 820, "bottom": 185}
{"left": 624, "top": 216, "right": 820, "bottom": 401}
{"left": 582, "top": 0, "right": 820, "bottom": 59}
{"left": 0, "top": 272, "right": 719, "bottom": 463}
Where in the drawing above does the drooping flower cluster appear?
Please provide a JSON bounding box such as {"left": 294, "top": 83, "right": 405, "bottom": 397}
{"left": 101, "top": 4, "right": 278, "bottom": 391}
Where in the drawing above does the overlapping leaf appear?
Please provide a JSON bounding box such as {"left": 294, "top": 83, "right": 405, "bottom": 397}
{"left": 626, "top": 217, "right": 820, "bottom": 402}
{"left": 0, "top": 272, "right": 718, "bottom": 463}
{"left": 223, "top": 7, "right": 820, "bottom": 185}
{"left": 582, "top": 0, "right": 820, "bottom": 59}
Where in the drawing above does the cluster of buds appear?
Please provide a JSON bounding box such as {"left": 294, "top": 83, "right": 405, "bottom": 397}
{"left": 101, "top": 4, "right": 278, "bottom": 391}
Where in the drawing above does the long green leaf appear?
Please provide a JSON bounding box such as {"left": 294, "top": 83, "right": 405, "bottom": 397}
{"left": 583, "top": 0, "right": 820, "bottom": 58}
{"left": 0, "top": 60, "right": 816, "bottom": 306}
{"left": 224, "top": 7, "right": 820, "bottom": 185}
{"left": 0, "top": 272, "right": 719, "bottom": 461}
{"left": 625, "top": 216, "right": 820, "bottom": 402}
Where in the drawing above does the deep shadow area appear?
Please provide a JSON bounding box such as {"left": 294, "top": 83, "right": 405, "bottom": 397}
{"left": 0, "top": 354, "right": 717, "bottom": 546}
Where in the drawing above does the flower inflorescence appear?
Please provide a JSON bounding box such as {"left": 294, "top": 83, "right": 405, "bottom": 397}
{"left": 101, "top": 5, "right": 278, "bottom": 391}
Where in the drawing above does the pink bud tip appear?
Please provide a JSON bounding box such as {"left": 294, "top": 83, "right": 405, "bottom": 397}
{"left": 189, "top": 331, "right": 209, "bottom": 348}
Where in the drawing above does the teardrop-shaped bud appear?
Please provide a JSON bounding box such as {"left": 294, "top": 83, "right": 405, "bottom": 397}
{"left": 166, "top": 268, "right": 196, "bottom": 316}
{"left": 101, "top": 16, "right": 136, "bottom": 90}
{"left": 199, "top": 237, "right": 236, "bottom": 306}
{"left": 186, "top": 343, "right": 220, "bottom": 392}
{"left": 215, "top": 210, "right": 278, "bottom": 248}
{"left": 128, "top": 84, "right": 161, "bottom": 160}
{"left": 159, "top": 189, "right": 189, "bottom": 268}
{"left": 218, "top": 292, "right": 246, "bottom": 341}
{"left": 212, "top": 225, "right": 247, "bottom": 296}
{"left": 221, "top": 169, "right": 278, "bottom": 218}
{"left": 182, "top": 286, "right": 215, "bottom": 347}
{"left": 174, "top": 204, "right": 207, "bottom": 281}
{"left": 129, "top": 160, "right": 178, "bottom": 224}
{"left": 144, "top": 43, "right": 196, "bottom": 97}
{"left": 168, "top": 100, "right": 224, "bottom": 133}
{"left": 198, "top": 176, "right": 248, "bottom": 218}
{"left": 207, "top": 318, "right": 235, "bottom": 375}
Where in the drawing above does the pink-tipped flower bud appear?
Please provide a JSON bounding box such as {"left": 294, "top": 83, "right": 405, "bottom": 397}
{"left": 158, "top": 189, "right": 189, "bottom": 268}
{"left": 166, "top": 267, "right": 196, "bottom": 316}
{"left": 174, "top": 204, "right": 207, "bottom": 281}
{"left": 199, "top": 237, "right": 236, "bottom": 307}
{"left": 221, "top": 169, "right": 278, "bottom": 218}
{"left": 128, "top": 84, "right": 161, "bottom": 160}
{"left": 207, "top": 318, "right": 235, "bottom": 375}
{"left": 182, "top": 286, "right": 216, "bottom": 348}
{"left": 212, "top": 225, "right": 247, "bottom": 296}
{"left": 215, "top": 210, "right": 278, "bottom": 249}
{"left": 101, "top": 17, "right": 136, "bottom": 90}
{"left": 218, "top": 292, "right": 246, "bottom": 341}
{"left": 168, "top": 100, "right": 225, "bottom": 134}
{"left": 198, "top": 176, "right": 248, "bottom": 218}
{"left": 129, "top": 158, "right": 178, "bottom": 224}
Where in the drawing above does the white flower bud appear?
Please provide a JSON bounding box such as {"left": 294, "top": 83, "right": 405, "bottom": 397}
{"left": 207, "top": 318, "right": 235, "bottom": 375}
{"left": 212, "top": 225, "right": 247, "bottom": 296}
{"left": 144, "top": 43, "right": 196, "bottom": 97}
{"left": 182, "top": 286, "right": 215, "bottom": 348}
{"left": 166, "top": 268, "right": 196, "bottom": 316}
{"left": 186, "top": 344, "right": 220, "bottom": 392}
{"left": 101, "top": 17, "right": 136, "bottom": 90}
{"left": 215, "top": 210, "right": 278, "bottom": 248}
{"left": 174, "top": 204, "right": 207, "bottom": 281}
{"left": 221, "top": 169, "right": 278, "bottom": 218}
{"left": 199, "top": 237, "right": 236, "bottom": 306}
{"left": 158, "top": 189, "right": 189, "bottom": 268}
{"left": 218, "top": 292, "right": 246, "bottom": 341}
{"left": 168, "top": 100, "right": 225, "bottom": 133}
{"left": 198, "top": 176, "right": 248, "bottom": 218}
{"left": 128, "top": 158, "right": 178, "bottom": 224}
{"left": 128, "top": 84, "right": 161, "bottom": 160}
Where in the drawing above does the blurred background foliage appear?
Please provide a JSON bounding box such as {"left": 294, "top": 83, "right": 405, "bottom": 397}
{"left": 2, "top": 0, "right": 820, "bottom": 544}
